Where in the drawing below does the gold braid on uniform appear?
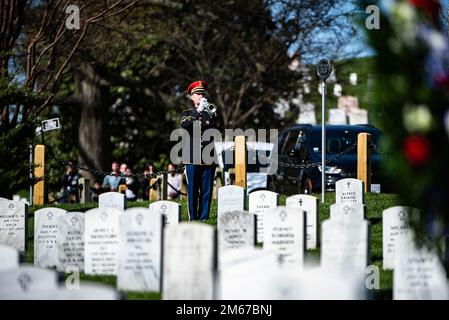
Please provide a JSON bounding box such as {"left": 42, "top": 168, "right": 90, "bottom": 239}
{"left": 181, "top": 111, "right": 197, "bottom": 124}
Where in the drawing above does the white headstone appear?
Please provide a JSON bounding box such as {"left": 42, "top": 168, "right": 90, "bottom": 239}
{"left": 333, "top": 84, "right": 342, "bottom": 97}
{"left": 338, "top": 96, "right": 359, "bottom": 112}
{"left": 297, "top": 111, "right": 317, "bottom": 125}
{"left": 303, "top": 83, "right": 311, "bottom": 94}
{"left": 34, "top": 207, "right": 67, "bottom": 269}
{"left": 321, "top": 219, "right": 370, "bottom": 272}
{"left": 218, "top": 211, "right": 256, "bottom": 253}
{"left": 330, "top": 203, "right": 366, "bottom": 220}
{"left": 117, "top": 208, "right": 163, "bottom": 292}
{"left": 327, "top": 108, "right": 347, "bottom": 125}
{"left": 0, "top": 199, "right": 27, "bottom": 251}
{"left": 56, "top": 282, "right": 120, "bottom": 300}
{"left": 349, "top": 72, "right": 358, "bottom": 85}
{"left": 84, "top": 208, "right": 120, "bottom": 275}
{"left": 162, "top": 223, "right": 215, "bottom": 300}
{"left": 296, "top": 267, "right": 366, "bottom": 300}
{"left": 394, "top": 239, "right": 449, "bottom": 300}
{"left": 0, "top": 265, "right": 58, "bottom": 299}
{"left": 57, "top": 211, "right": 85, "bottom": 272}
{"left": 335, "top": 178, "right": 364, "bottom": 206}
{"left": 348, "top": 109, "right": 369, "bottom": 125}
{"left": 286, "top": 195, "right": 318, "bottom": 250}
{"left": 297, "top": 101, "right": 316, "bottom": 125}
{"left": 299, "top": 102, "right": 315, "bottom": 113}
{"left": 99, "top": 192, "right": 126, "bottom": 211}
{"left": 0, "top": 245, "right": 19, "bottom": 271}
{"left": 217, "top": 186, "right": 246, "bottom": 217}
{"left": 383, "top": 206, "right": 420, "bottom": 270}
{"left": 248, "top": 190, "right": 278, "bottom": 243}
{"left": 149, "top": 201, "right": 181, "bottom": 226}
{"left": 218, "top": 248, "right": 286, "bottom": 299}
{"left": 263, "top": 207, "right": 306, "bottom": 267}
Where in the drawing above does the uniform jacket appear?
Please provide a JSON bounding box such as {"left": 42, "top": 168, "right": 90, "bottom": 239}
{"left": 180, "top": 108, "right": 218, "bottom": 165}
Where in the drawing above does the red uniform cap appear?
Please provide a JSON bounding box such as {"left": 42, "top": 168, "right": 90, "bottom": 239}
{"left": 187, "top": 80, "right": 208, "bottom": 95}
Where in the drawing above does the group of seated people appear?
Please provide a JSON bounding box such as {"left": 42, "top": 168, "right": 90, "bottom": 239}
{"left": 60, "top": 161, "right": 183, "bottom": 203}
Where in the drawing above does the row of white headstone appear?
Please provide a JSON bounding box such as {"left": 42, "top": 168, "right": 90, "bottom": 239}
{"left": 0, "top": 258, "right": 120, "bottom": 299}
{"left": 1, "top": 178, "right": 449, "bottom": 299}
{"left": 220, "top": 187, "right": 318, "bottom": 249}
{"left": 218, "top": 179, "right": 380, "bottom": 299}
{"left": 326, "top": 178, "right": 449, "bottom": 300}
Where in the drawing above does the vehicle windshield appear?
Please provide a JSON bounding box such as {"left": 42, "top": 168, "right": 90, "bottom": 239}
{"left": 309, "top": 129, "right": 382, "bottom": 154}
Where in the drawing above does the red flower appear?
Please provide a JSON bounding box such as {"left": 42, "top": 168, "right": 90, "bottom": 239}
{"left": 403, "top": 134, "right": 431, "bottom": 166}
{"left": 434, "top": 73, "right": 449, "bottom": 89}
{"left": 409, "top": 0, "right": 441, "bottom": 22}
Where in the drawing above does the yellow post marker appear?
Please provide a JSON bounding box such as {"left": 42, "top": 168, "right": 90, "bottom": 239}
{"left": 33, "top": 145, "right": 45, "bottom": 205}
{"left": 118, "top": 184, "right": 127, "bottom": 194}
{"left": 357, "top": 132, "right": 372, "bottom": 193}
{"left": 149, "top": 177, "right": 159, "bottom": 201}
{"left": 235, "top": 135, "right": 247, "bottom": 189}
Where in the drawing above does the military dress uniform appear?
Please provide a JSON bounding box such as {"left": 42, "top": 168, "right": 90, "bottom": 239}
{"left": 181, "top": 80, "right": 217, "bottom": 221}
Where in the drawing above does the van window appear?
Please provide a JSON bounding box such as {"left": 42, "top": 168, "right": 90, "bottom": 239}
{"left": 310, "top": 129, "right": 381, "bottom": 154}
{"left": 327, "top": 138, "right": 341, "bottom": 154}
{"left": 281, "top": 130, "right": 300, "bottom": 155}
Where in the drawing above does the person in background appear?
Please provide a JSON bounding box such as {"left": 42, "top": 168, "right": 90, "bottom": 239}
{"left": 167, "top": 163, "right": 182, "bottom": 200}
{"left": 102, "top": 161, "right": 122, "bottom": 191}
{"left": 139, "top": 163, "right": 155, "bottom": 199}
{"left": 61, "top": 162, "right": 81, "bottom": 203}
{"left": 90, "top": 181, "right": 103, "bottom": 202}
{"left": 124, "top": 167, "right": 138, "bottom": 201}
{"left": 119, "top": 163, "right": 127, "bottom": 175}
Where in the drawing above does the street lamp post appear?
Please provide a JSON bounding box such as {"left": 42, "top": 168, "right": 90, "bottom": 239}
{"left": 316, "top": 59, "right": 332, "bottom": 204}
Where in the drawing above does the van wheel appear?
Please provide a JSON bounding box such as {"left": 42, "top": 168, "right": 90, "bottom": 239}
{"left": 300, "top": 177, "right": 312, "bottom": 194}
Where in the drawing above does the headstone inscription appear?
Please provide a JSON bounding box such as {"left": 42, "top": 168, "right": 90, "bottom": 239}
{"left": 0, "top": 198, "right": 27, "bottom": 251}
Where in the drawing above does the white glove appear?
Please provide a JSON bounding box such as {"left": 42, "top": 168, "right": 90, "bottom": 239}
{"left": 197, "top": 97, "right": 207, "bottom": 112}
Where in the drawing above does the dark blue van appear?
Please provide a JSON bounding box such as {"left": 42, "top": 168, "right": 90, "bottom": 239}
{"left": 268, "top": 124, "right": 389, "bottom": 194}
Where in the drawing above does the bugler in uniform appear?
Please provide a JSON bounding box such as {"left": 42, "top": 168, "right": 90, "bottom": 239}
{"left": 181, "top": 80, "right": 218, "bottom": 221}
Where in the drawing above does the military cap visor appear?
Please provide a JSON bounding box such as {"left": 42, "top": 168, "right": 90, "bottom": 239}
{"left": 187, "top": 80, "right": 208, "bottom": 95}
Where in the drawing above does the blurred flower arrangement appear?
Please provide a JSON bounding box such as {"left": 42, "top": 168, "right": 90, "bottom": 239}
{"left": 362, "top": 0, "right": 449, "bottom": 246}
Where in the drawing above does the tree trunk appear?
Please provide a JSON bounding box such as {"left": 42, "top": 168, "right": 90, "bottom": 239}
{"left": 75, "top": 62, "right": 111, "bottom": 186}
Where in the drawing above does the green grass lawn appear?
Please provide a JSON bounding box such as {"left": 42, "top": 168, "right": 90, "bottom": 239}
{"left": 25, "top": 192, "right": 401, "bottom": 300}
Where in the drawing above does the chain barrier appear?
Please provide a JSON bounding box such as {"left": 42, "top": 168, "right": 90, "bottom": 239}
{"left": 45, "top": 146, "right": 186, "bottom": 180}
{"left": 368, "top": 140, "right": 389, "bottom": 158}
{"left": 248, "top": 140, "right": 388, "bottom": 169}
{"left": 44, "top": 139, "right": 387, "bottom": 180}
{"left": 246, "top": 142, "right": 358, "bottom": 169}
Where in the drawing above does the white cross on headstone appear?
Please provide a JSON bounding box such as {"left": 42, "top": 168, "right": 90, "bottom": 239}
{"left": 136, "top": 213, "right": 143, "bottom": 226}
{"left": 279, "top": 211, "right": 287, "bottom": 222}
{"left": 17, "top": 273, "right": 32, "bottom": 292}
